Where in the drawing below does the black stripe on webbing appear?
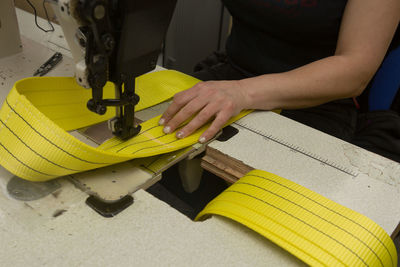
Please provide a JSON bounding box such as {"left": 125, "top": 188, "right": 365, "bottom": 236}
{"left": 130, "top": 138, "right": 179, "bottom": 155}
{"left": 124, "top": 124, "right": 190, "bottom": 154}
{"left": 113, "top": 122, "right": 189, "bottom": 153}
{"left": 5, "top": 99, "right": 110, "bottom": 165}
{"left": 246, "top": 174, "right": 394, "bottom": 266}
{"left": 0, "top": 119, "right": 80, "bottom": 172}
{"left": 236, "top": 181, "right": 385, "bottom": 267}
{"left": 0, "top": 142, "right": 53, "bottom": 177}
{"left": 116, "top": 132, "right": 165, "bottom": 153}
{"left": 103, "top": 125, "right": 160, "bottom": 151}
{"left": 224, "top": 189, "right": 369, "bottom": 267}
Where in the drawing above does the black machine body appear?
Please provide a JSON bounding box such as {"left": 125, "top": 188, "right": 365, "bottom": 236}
{"left": 75, "top": 0, "right": 177, "bottom": 139}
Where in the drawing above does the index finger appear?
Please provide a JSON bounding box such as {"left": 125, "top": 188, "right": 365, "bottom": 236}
{"left": 159, "top": 90, "right": 197, "bottom": 125}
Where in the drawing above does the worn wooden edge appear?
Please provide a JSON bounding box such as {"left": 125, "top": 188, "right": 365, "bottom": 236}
{"left": 201, "top": 146, "right": 253, "bottom": 184}
{"left": 201, "top": 160, "right": 238, "bottom": 184}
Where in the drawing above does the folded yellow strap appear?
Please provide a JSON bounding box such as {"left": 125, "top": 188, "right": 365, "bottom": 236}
{"left": 196, "top": 170, "right": 397, "bottom": 267}
{"left": 0, "top": 70, "right": 250, "bottom": 181}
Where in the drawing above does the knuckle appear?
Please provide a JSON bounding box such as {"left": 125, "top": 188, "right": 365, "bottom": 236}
{"left": 197, "top": 112, "right": 210, "bottom": 123}
{"left": 172, "top": 98, "right": 182, "bottom": 106}
{"left": 176, "top": 111, "right": 188, "bottom": 123}
{"left": 182, "top": 125, "right": 195, "bottom": 135}
{"left": 162, "top": 109, "right": 174, "bottom": 120}
{"left": 173, "top": 93, "right": 185, "bottom": 105}
{"left": 224, "top": 101, "right": 235, "bottom": 112}
{"left": 215, "top": 92, "right": 227, "bottom": 102}
{"left": 205, "top": 128, "right": 218, "bottom": 139}
{"left": 197, "top": 82, "right": 215, "bottom": 95}
{"left": 181, "top": 107, "right": 195, "bottom": 119}
{"left": 196, "top": 82, "right": 208, "bottom": 90}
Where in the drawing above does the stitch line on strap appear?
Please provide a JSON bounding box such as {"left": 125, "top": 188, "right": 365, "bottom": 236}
{"left": 246, "top": 173, "right": 394, "bottom": 265}
{"left": 0, "top": 142, "right": 53, "bottom": 177}
{"left": 0, "top": 119, "right": 80, "bottom": 172}
{"left": 236, "top": 181, "right": 385, "bottom": 266}
{"left": 6, "top": 99, "right": 110, "bottom": 165}
{"left": 225, "top": 190, "right": 369, "bottom": 266}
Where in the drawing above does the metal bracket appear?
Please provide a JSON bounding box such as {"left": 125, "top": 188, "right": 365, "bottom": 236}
{"left": 85, "top": 194, "right": 134, "bottom": 218}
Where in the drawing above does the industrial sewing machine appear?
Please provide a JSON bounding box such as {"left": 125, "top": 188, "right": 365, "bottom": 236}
{"left": 0, "top": 0, "right": 192, "bottom": 215}
{"left": 52, "top": 0, "right": 177, "bottom": 139}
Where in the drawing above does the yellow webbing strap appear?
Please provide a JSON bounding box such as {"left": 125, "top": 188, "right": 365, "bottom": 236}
{"left": 0, "top": 70, "right": 250, "bottom": 181}
{"left": 196, "top": 170, "right": 397, "bottom": 267}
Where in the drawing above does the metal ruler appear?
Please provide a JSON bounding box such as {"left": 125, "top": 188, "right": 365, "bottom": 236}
{"left": 234, "top": 120, "right": 359, "bottom": 177}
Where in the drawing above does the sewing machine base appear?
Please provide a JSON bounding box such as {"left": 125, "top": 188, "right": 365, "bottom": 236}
{"left": 86, "top": 194, "right": 134, "bottom": 218}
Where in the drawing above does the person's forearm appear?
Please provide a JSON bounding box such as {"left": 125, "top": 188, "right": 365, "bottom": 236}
{"left": 239, "top": 54, "right": 376, "bottom": 111}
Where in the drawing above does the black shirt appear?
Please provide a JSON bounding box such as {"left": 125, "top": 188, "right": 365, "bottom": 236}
{"left": 222, "top": 0, "right": 399, "bottom": 76}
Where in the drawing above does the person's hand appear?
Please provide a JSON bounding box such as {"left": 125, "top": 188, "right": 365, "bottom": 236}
{"left": 159, "top": 80, "right": 249, "bottom": 143}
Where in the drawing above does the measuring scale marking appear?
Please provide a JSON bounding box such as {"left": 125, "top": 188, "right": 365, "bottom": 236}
{"left": 234, "top": 121, "right": 358, "bottom": 177}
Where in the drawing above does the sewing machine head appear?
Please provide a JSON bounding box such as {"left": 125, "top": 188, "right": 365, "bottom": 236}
{"left": 51, "top": 0, "right": 177, "bottom": 139}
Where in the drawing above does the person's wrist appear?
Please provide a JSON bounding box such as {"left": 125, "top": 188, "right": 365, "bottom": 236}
{"left": 235, "top": 79, "right": 252, "bottom": 109}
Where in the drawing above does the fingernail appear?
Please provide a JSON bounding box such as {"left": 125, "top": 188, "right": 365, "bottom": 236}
{"left": 199, "top": 137, "right": 206, "bottom": 144}
{"left": 177, "top": 131, "right": 184, "bottom": 139}
{"left": 163, "top": 126, "right": 171, "bottom": 134}
{"left": 158, "top": 118, "right": 165, "bottom": 125}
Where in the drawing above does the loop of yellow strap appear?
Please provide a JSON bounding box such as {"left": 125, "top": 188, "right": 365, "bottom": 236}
{"left": 0, "top": 70, "right": 250, "bottom": 181}
{"left": 196, "top": 170, "right": 397, "bottom": 267}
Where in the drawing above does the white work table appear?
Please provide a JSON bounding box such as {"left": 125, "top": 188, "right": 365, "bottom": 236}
{"left": 0, "top": 168, "right": 304, "bottom": 266}
{"left": 0, "top": 8, "right": 398, "bottom": 267}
